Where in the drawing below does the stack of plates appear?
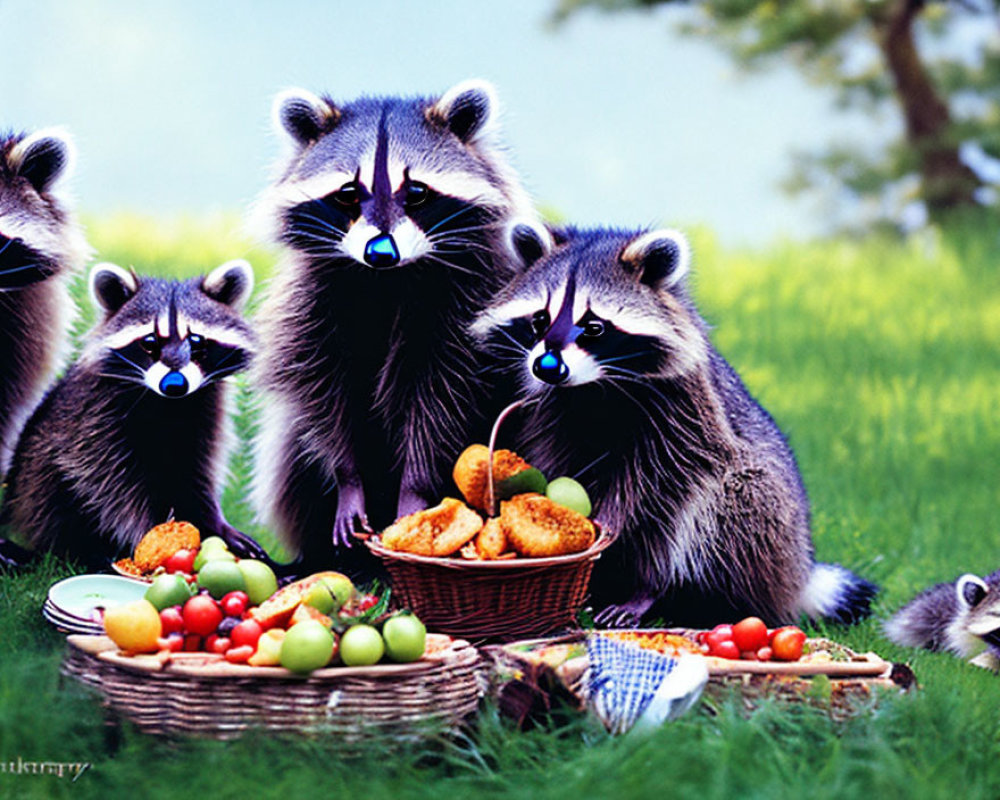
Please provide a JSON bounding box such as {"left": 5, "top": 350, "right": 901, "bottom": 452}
{"left": 43, "top": 574, "right": 149, "bottom": 635}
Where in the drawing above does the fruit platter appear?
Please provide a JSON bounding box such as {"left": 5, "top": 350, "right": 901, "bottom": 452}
{"left": 56, "top": 522, "right": 484, "bottom": 740}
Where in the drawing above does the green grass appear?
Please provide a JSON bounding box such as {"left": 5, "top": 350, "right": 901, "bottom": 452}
{"left": 3, "top": 214, "right": 1000, "bottom": 798}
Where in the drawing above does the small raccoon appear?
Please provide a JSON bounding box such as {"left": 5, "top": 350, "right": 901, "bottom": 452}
{"left": 884, "top": 571, "right": 1000, "bottom": 670}
{"left": 0, "top": 260, "right": 268, "bottom": 569}
{"left": 251, "top": 80, "right": 534, "bottom": 573}
{"left": 0, "top": 128, "right": 88, "bottom": 476}
{"left": 474, "top": 223, "right": 877, "bottom": 627}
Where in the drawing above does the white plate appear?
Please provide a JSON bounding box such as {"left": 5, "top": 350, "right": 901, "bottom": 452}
{"left": 47, "top": 574, "right": 148, "bottom": 621}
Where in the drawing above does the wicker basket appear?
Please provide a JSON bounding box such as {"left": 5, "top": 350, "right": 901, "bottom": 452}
{"left": 363, "top": 525, "right": 618, "bottom": 641}
{"left": 61, "top": 634, "right": 483, "bottom": 741}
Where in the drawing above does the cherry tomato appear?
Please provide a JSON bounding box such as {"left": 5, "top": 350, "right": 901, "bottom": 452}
{"left": 711, "top": 640, "right": 741, "bottom": 660}
{"left": 205, "top": 634, "right": 232, "bottom": 655}
{"left": 157, "top": 634, "right": 184, "bottom": 652}
{"left": 704, "top": 630, "right": 732, "bottom": 651}
{"left": 221, "top": 591, "right": 250, "bottom": 618}
{"left": 732, "top": 616, "right": 769, "bottom": 652}
{"left": 357, "top": 593, "right": 379, "bottom": 612}
{"left": 757, "top": 646, "right": 773, "bottom": 661}
{"left": 225, "top": 645, "right": 255, "bottom": 664}
{"left": 230, "top": 619, "right": 263, "bottom": 650}
{"left": 183, "top": 594, "right": 224, "bottom": 637}
{"left": 159, "top": 605, "right": 185, "bottom": 635}
{"left": 164, "top": 548, "right": 197, "bottom": 574}
{"left": 710, "top": 623, "right": 734, "bottom": 639}
{"left": 771, "top": 627, "right": 807, "bottom": 661}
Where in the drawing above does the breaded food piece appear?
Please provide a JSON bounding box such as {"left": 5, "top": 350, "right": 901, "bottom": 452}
{"left": 381, "top": 498, "right": 483, "bottom": 557}
{"left": 133, "top": 520, "right": 201, "bottom": 572}
{"left": 475, "top": 517, "right": 508, "bottom": 560}
{"left": 113, "top": 557, "right": 143, "bottom": 576}
{"left": 500, "top": 494, "right": 596, "bottom": 558}
{"left": 453, "top": 445, "right": 537, "bottom": 511}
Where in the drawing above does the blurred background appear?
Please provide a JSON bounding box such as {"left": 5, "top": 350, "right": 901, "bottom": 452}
{"left": 7, "top": 0, "right": 996, "bottom": 245}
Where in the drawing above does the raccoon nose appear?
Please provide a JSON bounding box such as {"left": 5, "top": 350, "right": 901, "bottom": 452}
{"left": 159, "top": 371, "right": 189, "bottom": 398}
{"left": 532, "top": 350, "right": 570, "bottom": 385}
{"left": 364, "top": 233, "right": 400, "bottom": 269}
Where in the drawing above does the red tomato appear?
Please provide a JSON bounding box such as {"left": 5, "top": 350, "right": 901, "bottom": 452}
{"left": 710, "top": 623, "right": 734, "bottom": 639}
{"left": 357, "top": 593, "right": 379, "bottom": 612}
{"left": 206, "top": 635, "right": 232, "bottom": 655}
{"left": 183, "top": 634, "right": 203, "bottom": 652}
{"left": 711, "top": 639, "right": 741, "bottom": 660}
{"left": 225, "top": 645, "right": 255, "bottom": 664}
{"left": 704, "top": 630, "right": 732, "bottom": 651}
{"left": 164, "top": 548, "right": 197, "bottom": 574}
{"left": 757, "top": 646, "right": 773, "bottom": 661}
{"left": 221, "top": 591, "right": 250, "bottom": 618}
{"left": 230, "top": 619, "right": 263, "bottom": 650}
{"left": 160, "top": 606, "right": 185, "bottom": 635}
{"left": 183, "top": 595, "right": 224, "bottom": 636}
{"left": 157, "top": 634, "right": 184, "bottom": 652}
{"left": 771, "top": 627, "right": 807, "bottom": 661}
{"left": 732, "top": 617, "right": 769, "bottom": 652}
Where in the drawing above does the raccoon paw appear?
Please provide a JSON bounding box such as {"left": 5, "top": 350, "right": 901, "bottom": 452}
{"left": 0, "top": 538, "right": 35, "bottom": 572}
{"left": 396, "top": 489, "right": 429, "bottom": 521}
{"left": 221, "top": 527, "right": 269, "bottom": 562}
{"left": 332, "top": 484, "right": 369, "bottom": 549}
{"left": 594, "top": 597, "right": 655, "bottom": 629}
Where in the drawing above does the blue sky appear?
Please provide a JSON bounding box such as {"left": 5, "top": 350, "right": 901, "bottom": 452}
{"left": 0, "top": 0, "right": 895, "bottom": 245}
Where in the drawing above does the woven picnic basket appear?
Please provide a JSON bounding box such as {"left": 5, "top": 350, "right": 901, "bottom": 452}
{"left": 61, "top": 634, "right": 483, "bottom": 741}
{"left": 362, "top": 525, "right": 617, "bottom": 641}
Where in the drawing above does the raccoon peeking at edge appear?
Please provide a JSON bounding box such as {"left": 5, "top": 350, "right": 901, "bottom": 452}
{"left": 0, "top": 260, "right": 269, "bottom": 569}
{"left": 474, "top": 222, "right": 878, "bottom": 628}
{"left": 250, "top": 80, "right": 536, "bottom": 574}
{"left": 0, "top": 128, "right": 89, "bottom": 478}
{"left": 885, "top": 571, "right": 1000, "bottom": 670}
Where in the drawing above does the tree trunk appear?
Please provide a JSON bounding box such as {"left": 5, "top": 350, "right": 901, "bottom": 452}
{"left": 877, "top": 0, "right": 981, "bottom": 222}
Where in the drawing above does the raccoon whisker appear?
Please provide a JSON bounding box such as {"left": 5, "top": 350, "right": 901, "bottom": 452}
{"left": 421, "top": 254, "right": 481, "bottom": 279}
{"left": 599, "top": 351, "right": 654, "bottom": 367}
{"left": 422, "top": 205, "right": 482, "bottom": 236}
{"left": 571, "top": 450, "right": 611, "bottom": 482}
{"left": 109, "top": 349, "right": 146, "bottom": 373}
{"left": 0, "top": 261, "right": 44, "bottom": 277}
{"left": 0, "top": 237, "right": 16, "bottom": 256}
{"left": 293, "top": 212, "right": 347, "bottom": 237}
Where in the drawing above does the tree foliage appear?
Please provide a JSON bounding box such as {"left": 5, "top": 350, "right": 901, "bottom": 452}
{"left": 554, "top": 0, "right": 1000, "bottom": 230}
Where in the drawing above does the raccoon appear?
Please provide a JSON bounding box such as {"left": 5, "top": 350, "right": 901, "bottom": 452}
{"left": 474, "top": 223, "right": 877, "bottom": 628}
{"left": 250, "top": 80, "right": 534, "bottom": 573}
{"left": 0, "top": 128, "right": 88, "bottom": 477}
{"left": 0, "top": 260, "right": 269, "bottom": 569}
{"left": 884, "top": 571, "right": 1000, "bottom": 669}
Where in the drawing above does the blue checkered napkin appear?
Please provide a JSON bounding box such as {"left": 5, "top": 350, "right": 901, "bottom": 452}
{"left": 585, "top": 634, "right": 679, "bottom": 734}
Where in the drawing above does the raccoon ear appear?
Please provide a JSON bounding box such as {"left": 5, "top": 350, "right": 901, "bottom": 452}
{"left": 957, "top": 574, "right": 989, "bottom": 610}
{"left": 9, "top": 127, "right": 76, "bottom": 194}
{"left": 89, "top": 263, "right": 138, "bottom": 315}
{"left": 203, "top": 259, "right": 254, "bottom": 309}
{"left": 430, "top": 79, "right": 498, "bottom": 144}
{"left": 506, "top": 219, "right": 553, "bottom": 271}
{"left": 273, "top": 88, "right": 338, "bottom": 148}
{"left": 621, "top": 229, "right": 691, "bottom": 291}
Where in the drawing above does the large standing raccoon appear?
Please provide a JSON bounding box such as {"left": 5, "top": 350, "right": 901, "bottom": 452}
{"left": 0, "top": 260, "right": 269, "bottom": 569}
{"left": 0, "top": 128, "right": 88, "bottom": 476}
{"left": 474, "top": 223, "right": 877, "bottom": 627}
{"left": 251, "top": 80, "right": 534, "bottom": 572}
{"left": 884, "top": 571, "right": 1000, "bottom": 670}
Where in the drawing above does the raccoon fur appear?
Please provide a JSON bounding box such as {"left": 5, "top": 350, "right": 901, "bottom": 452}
{"left": 250, "top": 80, "right": 535, "bottom": 574}
{"left": 884, "top": 571, "right": 1000, "bottom": 670}
{"left": 474, "top": 222, "right": 878, "bottom": 628}
{"left": 0, "top": 260, "right": 269, "bottom": 569}
{"left": 0, "top": 128, "right": 88, "bottom": 477}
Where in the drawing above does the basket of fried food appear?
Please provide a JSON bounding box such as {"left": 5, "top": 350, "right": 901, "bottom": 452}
{"left": 362, "top": 444, "right": 617, "bottom": 641}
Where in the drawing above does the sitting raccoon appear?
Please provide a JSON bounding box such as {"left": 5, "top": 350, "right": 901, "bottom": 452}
{"left": 0, "top": 260, "right": 269, "bottom": 569}
{"left": 0, "top": 128, "right": 88, "bottom": 477}
{"left": 885, "top": 571, "right": 1000, "bottom": 670}
{"left": 474, "top": 222, "right": 877, "bottom": 627}
{"left": 250, "top": 80, "right": 535, "bottom": 573}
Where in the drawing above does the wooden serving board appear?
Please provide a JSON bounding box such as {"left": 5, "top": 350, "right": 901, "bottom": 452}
{"left": 67, "top": 633, "right": 462, "bottom": 680}
{"left": 703, "top": 652, "right": 890, "bottom": 678}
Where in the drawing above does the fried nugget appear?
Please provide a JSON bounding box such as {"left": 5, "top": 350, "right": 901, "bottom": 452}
{"left": 475, "top": 517, "right": 509, "bottom": 560}
{"left": 381, "top": 498, "right": 483, "bottom": 557}
{"left": 452, "top": 444, "right": 538, "bottom": 511}
{"left": 500, "top": 494, "right": 596, "bottom": 558}
{"left": 133, "top": 520, "right": 201, "bottom": 572}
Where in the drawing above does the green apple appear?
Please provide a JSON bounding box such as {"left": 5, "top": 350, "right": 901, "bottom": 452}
{"left": 304, "top": 583, "right": 336, "bottom": 614}
{"left": 545, "top": 476, "right": 592, "bottom": 517}
{"left": 196, "top": 559, "right": 246, "bottom": 599}
{"left": 199, "top": 536, "right": 229, "bottom": 552}
{"left": 381, "top": 612, "right": 426, "bottom": 663}
{"left": 339, "top": 624, "right": 385, "bottom": 666}
{"left": 237, "top": 559, "right": 279, "bottom": 606}
{"left": 280, "top": 620, "right": 335, "bottom": 673}
{"left": 320, "top": 573, "right": 355, "bottom": 609}
{"left": 193, "top": 545, "right": 235, "bottom": 573}
{"left": 144, "top": 573, "right": 194, "bottom": 611}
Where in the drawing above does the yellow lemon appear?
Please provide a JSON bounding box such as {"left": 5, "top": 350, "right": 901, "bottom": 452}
{"left": 103, "top": 599, "right": 162, "bottom": 653}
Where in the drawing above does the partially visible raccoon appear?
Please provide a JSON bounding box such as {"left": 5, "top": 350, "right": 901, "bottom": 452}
{"left": 251, "top": 80, "right": 535, "bottom": 573}
{"left": 474, "top": 222, "right": 877, "bottom": 628}
{"left": 884, "top": 571, "right": 1000, "bottom": 670}
{"left": 0, "top": 128, "right": 88, "bottom": 476}
{"left": 0, "top": 260, "right": 269, "bottom": 569}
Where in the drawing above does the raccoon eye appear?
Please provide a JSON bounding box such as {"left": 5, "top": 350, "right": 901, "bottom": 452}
{"left": 404, "top": 181, "right": 429, "bottom": 208}
{"left": 333, "top": 182, "right": 361, "bottom": 207}
{"left": 531, "top": 310, "right": 551, "bottom": 339}
{"left": 188, "top": 333, "right": 205, "bottom": 349}
{"left": 581, "top": 320, "right": 606, "bottom": 338}
{"left": 139, "top": 333, "right": 159, "bottom": 356}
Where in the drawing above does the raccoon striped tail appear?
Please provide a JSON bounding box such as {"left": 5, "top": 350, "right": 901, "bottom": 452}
{"left": 799, "top": 562, "right": 878, "bottom": 624}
